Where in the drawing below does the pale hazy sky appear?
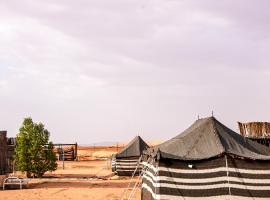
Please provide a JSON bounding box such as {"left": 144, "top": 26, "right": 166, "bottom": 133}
{"left": 0, "top": 0, "right": 270, "bottom": 144}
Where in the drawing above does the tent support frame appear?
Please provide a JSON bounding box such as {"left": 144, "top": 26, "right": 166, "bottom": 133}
{"left": 225, "top": 155, "right": 231, "bottom": 199}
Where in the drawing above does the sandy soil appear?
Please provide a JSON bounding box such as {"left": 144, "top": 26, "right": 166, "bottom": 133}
{"left": 1, "top": 179, "right": 140, "bottom": 200}
{"left": 77, "top": 146, "right": 123, "bottom": 161}
{"left": 1, "top": 158, "right": 141, "bottom": 200}
{"left": 76, "top": 140, "right": 163, "bottom": 161}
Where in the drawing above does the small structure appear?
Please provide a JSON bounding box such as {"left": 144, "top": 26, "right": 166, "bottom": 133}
{"left": 114, "top": 136, "right": 149, "bottom": 176}
{"left": 238, "top": 121, "right": 270, "bottom": 147}
{"left": 53, "top": 143, "right": 78, "bottom": 161}
{"left": 142, "top": 117, "right": 270, "bottom": 200}
{"left": 0, "top": 131, "right": 8, "bottom": 175}
{"left": 0, "top": 131, "right": 14, "bottom": 175}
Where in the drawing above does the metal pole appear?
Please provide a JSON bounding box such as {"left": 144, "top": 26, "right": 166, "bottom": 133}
{"left": 225, "top": 155, "right": 231, "bottom": 199}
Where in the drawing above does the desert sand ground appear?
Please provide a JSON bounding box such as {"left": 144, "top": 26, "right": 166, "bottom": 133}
{"left": 0, "top": 146, "right": 141, "bottom": 200}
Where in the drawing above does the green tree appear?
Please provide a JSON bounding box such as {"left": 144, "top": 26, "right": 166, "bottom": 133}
{"left": 15, "top": 117, "right": 57, "bottom": 178}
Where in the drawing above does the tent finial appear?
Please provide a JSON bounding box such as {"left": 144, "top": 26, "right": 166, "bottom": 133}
{"left": 198, "top": 115, "right": 200, "bottom": 120}
{"left": 212, "top": 110, "right": 214, "bottom": 117}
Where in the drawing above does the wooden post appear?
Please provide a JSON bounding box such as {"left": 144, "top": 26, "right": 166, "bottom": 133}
{"left": 62, "top": 145, "right": 65, "bottom": 170}
{"left": 75, "top": 143, "right": 78, "bottom": 161}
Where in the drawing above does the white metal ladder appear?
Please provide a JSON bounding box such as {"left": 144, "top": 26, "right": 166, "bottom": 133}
{"left": 120, "top": 155, "right": 143, "bottom": 200}
{"left": 120, "top": 156, "right": 154, "bottom": 200}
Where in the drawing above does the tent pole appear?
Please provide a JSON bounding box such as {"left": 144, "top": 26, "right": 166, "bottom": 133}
{"left": 154, "top": 160, "right": 157, "bottom": 200}
{"left": 225, "top": 155, "right": 231, "bottom": 199}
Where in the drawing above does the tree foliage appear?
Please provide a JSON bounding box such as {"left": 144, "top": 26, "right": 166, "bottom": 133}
{"left": 15, "top": 117, "right": 57, "bottom": 177}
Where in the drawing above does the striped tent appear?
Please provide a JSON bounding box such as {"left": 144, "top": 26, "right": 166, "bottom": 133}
{"left": 142, "top": 117, "right": 270, "bottom": 200}
{"left": 115, "top": 136, "right": 149, "bottom": 176}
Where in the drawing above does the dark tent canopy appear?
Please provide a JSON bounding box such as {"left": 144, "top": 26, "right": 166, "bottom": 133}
{"left": 146, "top": 117, "right": 270, "bottom": 160}
{"left": 113, "top": 136, "right": 149, "bottom": 176}
{"left": 116, "top": 136, "right": 149, "bottom": 158}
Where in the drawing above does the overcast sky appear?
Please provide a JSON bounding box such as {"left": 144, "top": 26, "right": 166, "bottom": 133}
{"left": 0, "top": 0, "right": 270, "bottom": 144}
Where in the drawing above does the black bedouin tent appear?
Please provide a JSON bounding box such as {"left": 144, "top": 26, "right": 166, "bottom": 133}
{"left": 142, "top": 117, "right": 270, "bottom": 200}
{"left": 113, "top": 136, "right": 149, "bottom": 176}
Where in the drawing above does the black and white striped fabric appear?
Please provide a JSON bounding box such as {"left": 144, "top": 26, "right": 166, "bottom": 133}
{"left": 142, "top": 157, "right": 270, "bottom": 200}
{"left": 111, "top": 155, "right": 116, "bottom": 172}
{"left": 142, "top": 117, "right": 270, "bottom": 199}
{"left": 115, "top": 156, "right": 141, "bottom": 176}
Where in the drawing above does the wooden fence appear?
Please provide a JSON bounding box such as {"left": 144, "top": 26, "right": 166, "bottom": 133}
{"left": 54, "top": 143, "right": 78, "bottom": 161}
